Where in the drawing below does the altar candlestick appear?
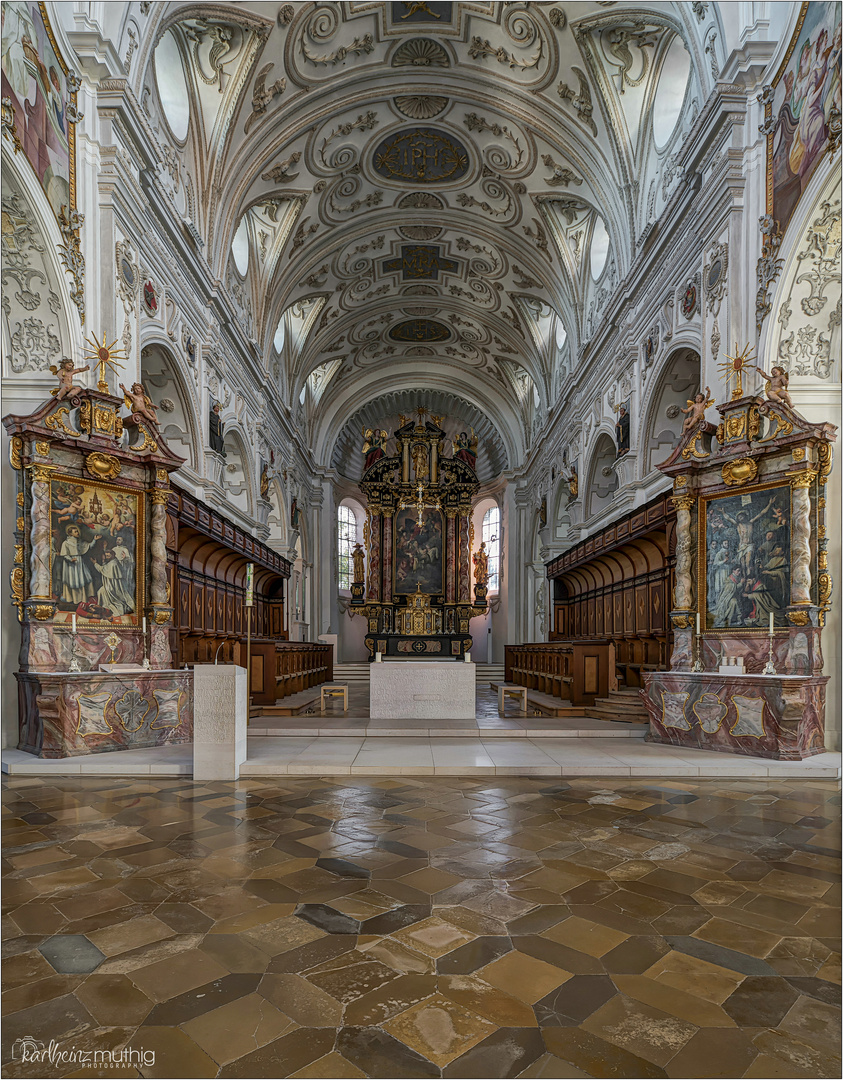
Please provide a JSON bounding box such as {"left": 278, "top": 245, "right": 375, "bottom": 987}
{"left": 696, "top": 613, "right": 700, "bottom": 635}
{"left": 142, "top": 617, "right": 147, "bottom": 634}
{"left": 769, "top": 612, "right": 774, "bottom": 635}
{"left": 72, "top": 613, "right": 76, "bottom": 634}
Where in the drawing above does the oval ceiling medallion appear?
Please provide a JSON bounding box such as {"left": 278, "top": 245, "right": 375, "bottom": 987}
{"left": 398, "top": 192, "right": 444, "bottom": 210}
{"left": 373, "top": 128, "right": 469, "bottom": 184}
{"left": 388, "top": 318, "right": 450, "bottom": 343}
{"left": 392, "top": 38, "right": 450, "bottom": 68}
{"left": 399, "top": 224, "right": 443, "bottom": 240}
{"left": 394, "top": 95, "right": 448, "bottom": 120}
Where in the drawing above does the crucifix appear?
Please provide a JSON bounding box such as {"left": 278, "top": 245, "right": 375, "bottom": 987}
{"left": 399, "top": 480, "right": 441, "bottom": 528}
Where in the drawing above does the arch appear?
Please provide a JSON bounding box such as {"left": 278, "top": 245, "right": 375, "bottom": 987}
{"left": 586, "top": 432, "right": 620, "bottom": 520}
{"left": 266, "top": 477, "right": 288, "bottom": 551}
{"left": 639, "top": 344, "right": 702, "bottom": 478}
{"left": 220, "top": 424, "right": 256, "bottom": 519}
{"left": 139, "top": 337, "right": 202, "bottom": 474}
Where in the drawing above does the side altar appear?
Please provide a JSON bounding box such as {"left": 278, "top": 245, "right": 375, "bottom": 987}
{"left": 351, "top": 408, "right": 487, "bottom": 661}
{"left": 641, "top": 353, "right": 835, "bottom": 760}
{"left": 3, "top": 352, "right": 191, "bottom": 758}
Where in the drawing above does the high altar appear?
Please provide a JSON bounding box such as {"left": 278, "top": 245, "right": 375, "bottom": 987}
{"left": 641, "top": 354, "right": 836, "bottom": 760}
{"left": 352, "top": 408, "right": 487, "bottom": 660}
{"left": 4, "top": 359, "right": 190, "bottom": 758}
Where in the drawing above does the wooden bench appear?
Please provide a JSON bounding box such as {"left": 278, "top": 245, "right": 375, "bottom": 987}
{"left": 320, "top": 684, "right": 348, "bottom": 712}
{"left": 498, "top": 683, "right": 528, "bottom": 714}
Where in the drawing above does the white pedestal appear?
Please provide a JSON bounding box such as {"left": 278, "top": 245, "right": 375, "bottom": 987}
{"left": 193, "top": 664, "right": 247, "bottom": 780}
{"left": 369, "top": 661, "right": 475, "bottom": 720}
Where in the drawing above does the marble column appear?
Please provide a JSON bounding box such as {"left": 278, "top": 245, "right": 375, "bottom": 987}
{"left": 382, "top": 515, "right": 393, "bottom": 601}
{"left": 28, "top": 465, "right": 53, "bottom": 602}
{"left": 446, "top": 513, "right": 456, "bottom": 603}
{"left": 367, "top": 514, "right": 380, "bottom": 601}
{"left": 149, "top": 491, "right": 169, "bottom": 607}
{"left": 671, "top": 495, "right": 695, "bottom": 611}
{"left": 790, "top": 474, "right": 813, "bottom": 605}
{"left": 458, "top": 515, "right": 470, "bottom": 602}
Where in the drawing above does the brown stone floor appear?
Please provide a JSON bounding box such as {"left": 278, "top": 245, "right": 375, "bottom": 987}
{"left": 2, "top": 775, "right": 840, "bottom": 1079}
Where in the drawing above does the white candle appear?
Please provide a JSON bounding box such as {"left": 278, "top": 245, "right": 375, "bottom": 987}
{"left": 464, "top": 651, "right": 471, "bottom": 663}
{"left": 72, "top": 613, "right": 76, "bottom": 634}
{"left": 142, "top": 617, "right": 147, "bottom": 634}
{"left": 696, "top": 612, "right": 700, "bottom": 635}
{"left": 769, "top": 611, "right": 774, "bottom": 635}
{"left": 375, "top": 652, "right": 382, "bottom": 662}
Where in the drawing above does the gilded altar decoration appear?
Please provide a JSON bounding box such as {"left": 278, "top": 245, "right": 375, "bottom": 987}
{"left": 353, "top": 406, "right": 484, "bottom": 659}
{"left": 373, "top": 127, "right": 470, "bottom": 183}
{"left": 82, "top": 331, "right": 128, "bottom": 393}
{"left": 120, "top": 382, "right": 158, "bottom": 427}
{"left": 718, "top": 342, "right": 755, "bottom": 400}
{"left": 680, "top": 387, "right": 713, "bottom": 436}
{"left": 3, "top": 381, "right": 187, "bottom": 758}
{"left": 643, "top": 360, "right": 836, "bottom": 761}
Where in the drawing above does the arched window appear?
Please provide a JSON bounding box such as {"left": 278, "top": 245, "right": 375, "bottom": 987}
{"left": 338, "top": 505, "right": 357, "bottom": 591}
{"left": 482, "top": 506, "right": 500, "bottom": 592}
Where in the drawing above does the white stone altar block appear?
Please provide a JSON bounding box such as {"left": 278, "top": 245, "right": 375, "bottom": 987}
{"left": 369, "top": 661, "right": 476, "bottom": 720}
{"left": 193, "top": 664, "right": 248, "bottom": 780}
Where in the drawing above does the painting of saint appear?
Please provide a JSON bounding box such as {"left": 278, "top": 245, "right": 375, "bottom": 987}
{"left": 703, "top": 486, "right": 791, "bottom": 629}
{"left": 394, "top": 507, "right": 443, "bottom": 596}
{"left": 50, "top": 479, "right": 141, "bottom": 624}
{"left": 769, "top": 1, "right": 841, "bottom": 235}
{"left": 1, "top": 2, "right": 73, "bottom": 220}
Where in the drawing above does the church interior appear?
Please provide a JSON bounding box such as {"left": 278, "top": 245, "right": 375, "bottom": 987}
{"left": 1, "top": 1, "right": 841, "bottom": 1076}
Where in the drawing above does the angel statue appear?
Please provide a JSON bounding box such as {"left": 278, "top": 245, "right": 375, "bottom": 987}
{"left": 363, "top": 427, "right": 387, "bottom": 472}
{"left": 473, "top": 541, "right": 489, "bottom": 586}
{"left": 120, "top": 382, "right": 159, "bottom": 427}
{"left": 754, "top": 365, "right": 793, "bottom": 409}
{"left": 50, "top": 357, "right": 90, "bottom": 400}
{"left": 680, "top": 386, "right": 713, "bottom": 436}
{"left": 352, "top": 542, "right": 365, "bottom": 584}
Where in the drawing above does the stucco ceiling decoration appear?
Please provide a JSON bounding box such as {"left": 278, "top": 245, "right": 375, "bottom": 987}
{"left": 141, "top": 0, "right": 712, "bottom": 475}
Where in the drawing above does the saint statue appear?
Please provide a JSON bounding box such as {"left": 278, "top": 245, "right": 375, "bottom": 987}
{"left": 260, "top": 462, "right": 271, "bottom": 499}
{"left": 567, "top": 465, "right": 578, "bottom": 500}
{"left": 363, "top": 427, "right": 387, "bottom": 472}
{"left": 473, "top": 541, "right": 489, "bottom": 586}
{"left": 290, "top": 497, "right": 301, "bottom": 530}
{"left": 615, "top": 404, "right": 630, "bottom": 457}
{"left": 352, "top": 542, "right": 365, "bottom": 584}
{"left": 453, "top": 430, "right": 478, "bottom": 472}
{"left": 209, "top": 400, "right": 226, "bottom": 455}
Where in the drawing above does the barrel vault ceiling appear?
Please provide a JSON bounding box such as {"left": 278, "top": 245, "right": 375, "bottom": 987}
{"left": 132, "top": 1, "right": 715, "bottom": 479}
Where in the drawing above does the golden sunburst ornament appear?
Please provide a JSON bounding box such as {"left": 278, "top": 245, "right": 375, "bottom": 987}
{"left": 83, "top": 332, "right": 128, "bottom": 394}
{"left": 718, "top": 342, "right": 756, "bottom": 401}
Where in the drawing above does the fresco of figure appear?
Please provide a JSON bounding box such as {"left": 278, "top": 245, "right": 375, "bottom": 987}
{"left": 453, "top": 430, "right": 478, "bottom": 471}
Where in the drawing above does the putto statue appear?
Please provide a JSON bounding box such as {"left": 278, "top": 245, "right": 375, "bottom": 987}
{"left": 473, "top": 541, "right": 489, "bottom": 586}
{"left": 120, "top": 382, "right": 158, "bottom": 427}
{"left": 754, "top": 364, "right": 793, "bottom": 408}
{"left": 50, "top": 357, "right": 89, "bottom": 401}
{"left": 352, "top": 542, "right": 365, "bottom": 584}
{"left": 680, "top": 386, "right": 713, "bottom": 436}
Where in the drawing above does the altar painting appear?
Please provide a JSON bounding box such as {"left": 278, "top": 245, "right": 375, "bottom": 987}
{"left": 702, "top": 486, "right": 791, "bottom": 630}
{"left": 394, "top": 507, "right": 443, "bottom": 596}
{"left": 50, "top": 478, "right": 142, "bottom": 624}
{"left": 768, "top": 0, "right": 841, "bottom": 234}
{"left": 1, "top": 2, "right": 74, "bottom": 220}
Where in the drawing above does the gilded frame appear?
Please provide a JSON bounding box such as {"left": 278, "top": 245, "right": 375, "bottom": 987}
{"left": 698, "top": 480, "right": 793, "bottom": 634}
{"left": 49, "top": 474, "right": 146, "bottom": 626}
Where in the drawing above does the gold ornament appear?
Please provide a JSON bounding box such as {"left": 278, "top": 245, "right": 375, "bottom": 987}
{"left": 85, "top": 452, "right": 122, "bottom": 481}
{"left": 721, "top": 458, "right": 758, "bottom": 486}
{"left": 718, "top": 342, "right": 755, "bottom": 400}
{"left": 787, "top": 610, "right": 810, "bottom": 626}
{"left": 9, "top": 437, "right": 23, "bottom": 469}
{"left": 82, "top": 331, "right": 127, "bottom": 393}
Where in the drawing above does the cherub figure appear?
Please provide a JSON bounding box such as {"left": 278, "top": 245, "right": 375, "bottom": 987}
{"left": 754, "top": 365, "right": 793, "bottom": 408}
{"left": 680, "top": 386, "right": 713, "bottom": 436}
{"left": 49, "top": 357, "right": 89, "bottom": 400}
{"left": 120, "top": 382, "right": 159, "bottom": 426}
